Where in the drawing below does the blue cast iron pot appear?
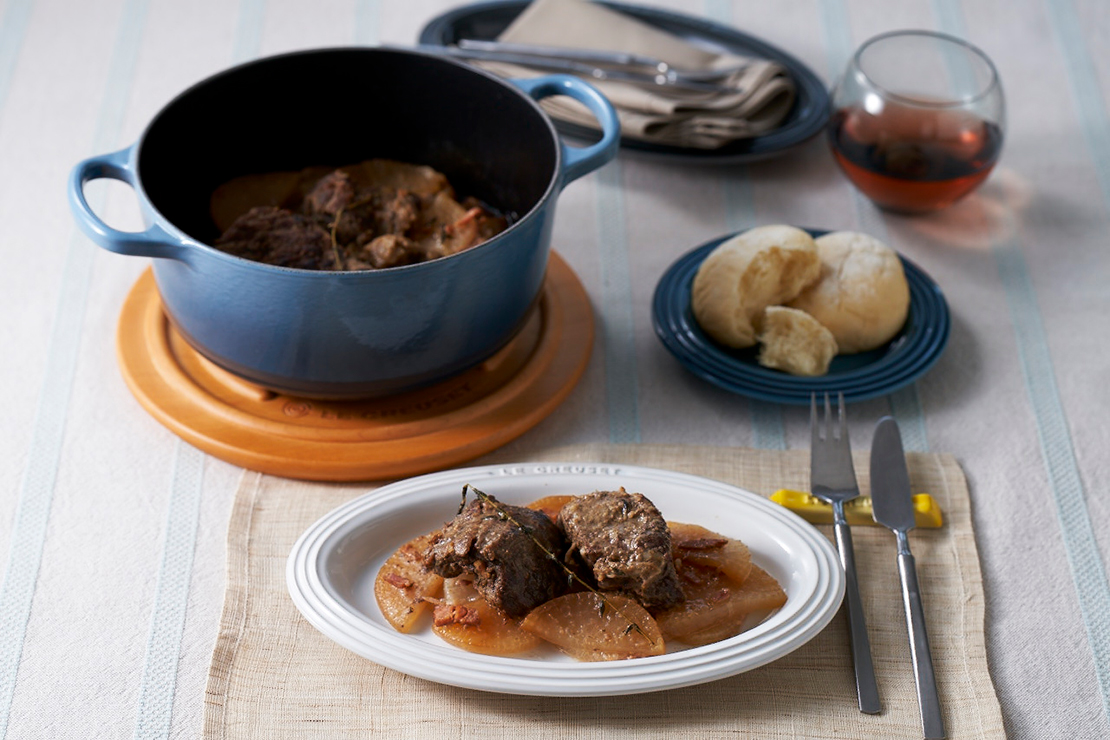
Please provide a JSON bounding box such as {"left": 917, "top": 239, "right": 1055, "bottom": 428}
{"left": 69, "top": 47, "right": 618, "bottom": 398}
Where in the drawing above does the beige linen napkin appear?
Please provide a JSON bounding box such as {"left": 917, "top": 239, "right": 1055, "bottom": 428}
{"left": 474, "top": 0, "right": 795, "bottom": 148}
{"left": 203, "top": 444, "right": 1004, "bottom": 739}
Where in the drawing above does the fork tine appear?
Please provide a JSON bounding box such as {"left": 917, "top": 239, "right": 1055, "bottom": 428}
{"left": 810, "top": 393, "right": 819, "bottom": 446}
{"left": 823, "top": 392, "right": 833, "bottom": 441}
{"left": 837, "top": 391, "right": 847, "bottom": 442}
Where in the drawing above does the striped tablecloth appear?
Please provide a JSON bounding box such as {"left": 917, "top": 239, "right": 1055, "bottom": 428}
{"left": 0, "top": 0, "right": 1107, "bottom": 738}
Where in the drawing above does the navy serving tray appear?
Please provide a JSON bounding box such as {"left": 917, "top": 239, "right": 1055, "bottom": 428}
{"left": 418, "top": 0, "right": 831, "bottom": 164}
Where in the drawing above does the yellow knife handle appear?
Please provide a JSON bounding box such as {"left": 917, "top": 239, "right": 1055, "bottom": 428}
{"left": 771, "top": 489, "right": 944, "bottom": 528}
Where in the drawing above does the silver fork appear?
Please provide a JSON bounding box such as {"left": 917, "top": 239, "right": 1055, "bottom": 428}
{"left": 455, "top": 39, "right": 752, "bottom": 84}
{"left": 810, "top": 392, "right": 881, "bottom": 714}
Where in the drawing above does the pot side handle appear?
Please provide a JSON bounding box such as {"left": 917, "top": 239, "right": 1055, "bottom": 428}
{"left": 512, "top": 75, "right": 620, "bottom": 186}
{"left": 68, "top": 146, "right": 192, "bottom": 261}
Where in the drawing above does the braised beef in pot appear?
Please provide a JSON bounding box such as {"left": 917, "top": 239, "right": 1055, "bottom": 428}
{"left": 210, "top": 158, "right": 509, "bottom": 270}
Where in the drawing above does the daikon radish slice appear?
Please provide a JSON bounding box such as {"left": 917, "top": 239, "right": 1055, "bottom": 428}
{"left": 669, "top": 522, "right": 753, "bottom": 585}
{"left": 374, "top": 533, "right": 444, "bottom": 633}
{"left": 521, "top": 592, "right": 664, "bottom": 661}
{"left": 431, "top": 578, "right": 543, "bottom": 656}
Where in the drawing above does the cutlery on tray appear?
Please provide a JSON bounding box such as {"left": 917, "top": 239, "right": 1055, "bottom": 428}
{"left": 455, "top": 38, "right": 752, "bottom": 83}
{"left": 809, "top": 392, "right": 881, "bottom": 714}
{"left": 419, "top": 42, "right": 740, "bottom": 94}
{"left": 871, "top": 416, "right": 946, "bottom": 739}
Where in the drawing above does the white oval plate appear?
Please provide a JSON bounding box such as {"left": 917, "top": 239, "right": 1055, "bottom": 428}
{"left": 287, "top": 462, "right": 845, "bottom": 696}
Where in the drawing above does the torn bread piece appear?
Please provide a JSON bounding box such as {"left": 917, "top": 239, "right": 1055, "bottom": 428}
{"left": 757, "top": 306, "right": 839, "bottom": 376}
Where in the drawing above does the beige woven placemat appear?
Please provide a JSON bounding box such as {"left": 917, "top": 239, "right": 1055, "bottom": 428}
{"left": 203, "top": 444, "right": 1004, "bottom": 739}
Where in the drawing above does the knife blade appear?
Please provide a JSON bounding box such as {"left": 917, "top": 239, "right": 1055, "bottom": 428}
{"left": 871, "top": 416, "right": 946, "bottom": 739}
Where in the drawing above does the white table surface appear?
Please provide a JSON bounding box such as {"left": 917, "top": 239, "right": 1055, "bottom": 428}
{"left": 2, "top": 0, "right": 1108, "bottom": 737}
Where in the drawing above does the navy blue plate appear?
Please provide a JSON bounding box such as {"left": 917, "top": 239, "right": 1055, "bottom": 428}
{"left": 418, "top": 1, "right": 830, "bottom": 164}
{"left": 664, "top": 261, "right": 949, "bottom": 392}
{"left": 652, "top": 231, "right": 951, "bottom": 405}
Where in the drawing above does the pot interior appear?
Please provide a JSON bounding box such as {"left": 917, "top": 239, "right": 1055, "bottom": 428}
{"left": 137, "top": 48, "right": 559, "bottom": 245}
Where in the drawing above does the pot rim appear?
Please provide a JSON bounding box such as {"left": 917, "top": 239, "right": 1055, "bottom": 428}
{"left": 133, "top": 45, "right": 565, "bottom": 278}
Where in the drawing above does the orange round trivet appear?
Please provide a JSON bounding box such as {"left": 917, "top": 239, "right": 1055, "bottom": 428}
{"left": 116, "top": 253, "right": 593, "bottom": 481}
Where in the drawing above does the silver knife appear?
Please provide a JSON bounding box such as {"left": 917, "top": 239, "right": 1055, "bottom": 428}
{"left": 871, "top": 417, "right": 946, "bottom": 739}
{"left": 416, "top": 44, "right": 735, "bottom": 94}
{"left": 455, "top": 39, "right": 752, "bottom": 84}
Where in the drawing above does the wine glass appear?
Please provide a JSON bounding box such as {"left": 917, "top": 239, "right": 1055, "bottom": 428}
{"left": 827, "top": 30, "right": 1005, "bottom": 214}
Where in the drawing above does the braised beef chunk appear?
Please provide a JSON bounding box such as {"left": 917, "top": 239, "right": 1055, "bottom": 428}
{"left": 372, "top": 189, "right": 421, "bottom": 235}
{"left": 212, "top": 160, "right": 509, "bottom": 271}
{"left": 557, "top": 488, "right": 684, "bottom": 610}
{"left": 361, "top": 234, "right": 424, "bottom": 269}
{"left": 214, "top": 206, "right": 335, "bottom": 270}
{"left": 303, "top": 170, "right": 354, "bottom": 216}
{"left": 423, "top": 496, "right": 569, "bottom": 618}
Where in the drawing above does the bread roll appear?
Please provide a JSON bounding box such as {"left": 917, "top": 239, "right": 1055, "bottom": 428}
{"left": 787, "top": 231, "right": 910, "bottom": 353}
{"left": 757, "top": 306, "right": 839, "bottom": 376}
{"left": 691, "top": 225, "right": 821, "bottom": 348}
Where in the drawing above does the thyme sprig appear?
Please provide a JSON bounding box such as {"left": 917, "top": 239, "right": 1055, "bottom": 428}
{"left": 326, "top": 195, "right": 374, "bottom": 271}
{"left": 328, "top": 205, "right": 345, "bottom": 270}
{"left": 459, "top": 484, "right": 658, "bottom": 647}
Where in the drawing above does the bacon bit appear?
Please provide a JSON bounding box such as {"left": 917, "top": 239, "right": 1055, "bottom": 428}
{"left": 677, "top": 537, "right": 728, "bottom": 550}
{"left": 384, "top": 572, "right": 413, "bottom": 589}
{"left": 444, "top": 207, "right": 483, "bottom": 236}
{"left": 708, "top": 588, "right": 730, "bottom": 605}
{"left": 678, "top": 566, "right": 706, "bottom": 586}
{"left": 433, "top": 603, "right": 481, "bottom": 627}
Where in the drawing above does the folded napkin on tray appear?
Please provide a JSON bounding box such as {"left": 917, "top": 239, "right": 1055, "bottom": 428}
{"left": 472, "top": 0, "right": 796, "bottom": 149}
{"left": 203, "top": 444, "right": 1005, "bottom": 740}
